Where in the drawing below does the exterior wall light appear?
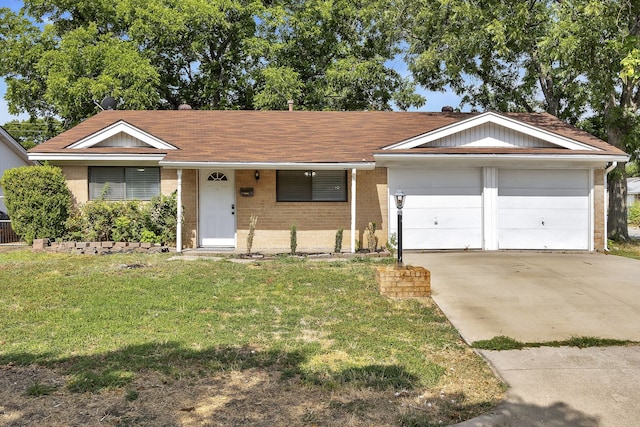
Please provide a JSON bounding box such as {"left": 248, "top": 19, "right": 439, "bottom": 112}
{"left": 255, "top": 170, "right": 260, "bottom": 181}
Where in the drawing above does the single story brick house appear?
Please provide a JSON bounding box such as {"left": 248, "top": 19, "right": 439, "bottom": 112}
{"left": 28, "top": 110, "right": 628, "bottom": 252}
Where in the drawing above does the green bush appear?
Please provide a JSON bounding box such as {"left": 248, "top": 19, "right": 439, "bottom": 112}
{"left": 0, "top": 165, "right": 72, "bottom": 244}
{"left": 63, "top": 192, "right": 178, "bottom": 244}
{"left": 630, "top": 201, "right": 640, "bottom": 227}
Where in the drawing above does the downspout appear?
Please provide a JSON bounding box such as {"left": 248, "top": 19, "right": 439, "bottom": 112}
{"left": 604, "top": 162, "right": 617, "bottom": 251}
{"left": 177, "top": 169, "right": 183, "bottom": 253}
{"left": 351, "top": 168, "right": 356, "bottom": 253}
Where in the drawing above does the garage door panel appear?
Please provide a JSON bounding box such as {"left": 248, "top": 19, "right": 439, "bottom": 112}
{"left": 499, "top": 209, "right": 588, "bottom": 229}
{"left": 389, "top": 168, "right": 482, "bottom": 250}
{"left": 406, "top": 195, "right": 482, "bottom": 209}
{"left": 499, "top": 229, "right": 588, "bottom": 250}
{"left": 499, "top": 195, "right": 589, "bottom": 209}
{"left": 498, "top": 169, "right": 589, "bottom": 250}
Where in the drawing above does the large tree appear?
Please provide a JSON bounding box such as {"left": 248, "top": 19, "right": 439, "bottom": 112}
{"left": 403, "top": 0, "right": 640, "bottom": 240}
{"left": 1, "top": 0, "right": 423, "bottom": 130}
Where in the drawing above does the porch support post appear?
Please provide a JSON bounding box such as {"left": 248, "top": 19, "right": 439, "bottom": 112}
{"left": 176, "top": 168, "right": 183, "bottom": 253}
{"left": 351, "top": 168, "right": 356, "bottom": 253}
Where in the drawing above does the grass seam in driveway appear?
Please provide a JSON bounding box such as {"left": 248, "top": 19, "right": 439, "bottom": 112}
{"left": 473, "top": 335, "right": 639, "bottom": 351}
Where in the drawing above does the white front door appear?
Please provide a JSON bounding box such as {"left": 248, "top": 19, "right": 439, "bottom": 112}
{"left": 199, "top": 170, "right": 236, "bottom": 247}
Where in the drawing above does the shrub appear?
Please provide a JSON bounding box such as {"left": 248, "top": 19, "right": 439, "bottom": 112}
{"left": 143, "top": 192, "right": 178, "bottom": 245}
{"left": 630, "top": 201, "right": 640, "bottom": 227}
{"left": 365, "top": 222, "right": 377, "bottom": 252}
{"left": 334, "top": 229, "right": 343, "bottom": 253}
{"left": 290, "top": 225, "right": 297, "bottom": 255}
{"left": 247, "top": 214, "right": 258, "bottom": 254}
{"left": 0, "top": 165, "right": 72, "bottom": 244}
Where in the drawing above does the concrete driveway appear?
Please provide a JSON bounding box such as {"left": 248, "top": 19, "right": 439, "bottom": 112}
{"left": 405, "top": 251, "right": 640, "bottom": 427}
{"left": 405, "top": 251, "right": 640, "bottom": 343}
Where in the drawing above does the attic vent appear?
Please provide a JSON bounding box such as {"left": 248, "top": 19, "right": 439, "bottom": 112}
{"left": 178, "top": 103, "right": 192, "bottom": 110}
{"left": 207, "top": 172, "right": 228, "bottom": 181}
{"left": 441, "top": 106, "right": 454, "bottom": 112}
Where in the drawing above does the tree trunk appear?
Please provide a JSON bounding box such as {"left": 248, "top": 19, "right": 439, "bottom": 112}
{"left": 607, "top": 163, "right": 629, "bottom": 241}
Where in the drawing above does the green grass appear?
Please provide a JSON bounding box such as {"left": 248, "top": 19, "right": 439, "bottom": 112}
{"left": 0, "top": 250, "right": 462, "bottom": 394}
{"left": 473, "top": 335, "right": 637, "bottom": 350}
{"left": 608, "top": 238, "right": 640, "bottom": 260}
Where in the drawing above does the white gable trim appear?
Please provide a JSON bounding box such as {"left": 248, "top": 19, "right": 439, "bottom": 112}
{"left": 0, "top": 126, "right": 31, "bottom": 163}
{"left": 382, "top": 111, "right": 598, "bottom": 152}
{"left": 67, "top": 121, "right": 176, "bottom": 150}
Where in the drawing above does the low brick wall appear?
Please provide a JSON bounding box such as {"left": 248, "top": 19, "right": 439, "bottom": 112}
{"left": 375, "top": 265, "right": 431, "bottom": 299}
{"left": 33, "top": 239, "right": 171, "bottom": 254}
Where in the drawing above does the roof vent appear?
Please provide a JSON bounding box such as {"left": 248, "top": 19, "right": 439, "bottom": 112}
{"left": 287, "top": 99, "right": 294, "bottom": 112}
{"left": 178, "top": 103, "right": 192, "bottom": 110}
{"left": 441, "top": 105, "right": 454, "bottom": 112}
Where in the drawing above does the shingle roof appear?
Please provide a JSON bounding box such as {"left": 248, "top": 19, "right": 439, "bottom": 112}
{"left": 30, "top": 110, "right": 627, "bottom": 163}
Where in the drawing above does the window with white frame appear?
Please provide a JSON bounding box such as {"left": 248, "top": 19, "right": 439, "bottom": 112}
{"left": 89, "top": 167, "right": 160, "bottom": 200}
{"left": 276, "top": 170, "right": 347, "bottom": 202}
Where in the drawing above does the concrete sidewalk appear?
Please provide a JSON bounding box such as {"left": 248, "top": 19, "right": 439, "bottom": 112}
{"left": 405, "top": 252, "right": 640, "bottom": 427}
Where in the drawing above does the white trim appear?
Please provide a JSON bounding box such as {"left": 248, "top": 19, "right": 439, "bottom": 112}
{"left": 176, "top": 169, "right": 183, "bottom": 253}
{"left": 351, "top": 168, "right": 356, "bottom": 253}
{"left": 374, "top": 153, "right": 628, "bottom": 166}
{"left": 382, "top": 111, "right": 600, "bottom": 151}
{"left": 589, "top": 168, "right": 595, "bottom": 251}
{"left": 0, "top": 126, "right": 32, "bottom": 163}
{"left": 160, "top": 161, "right": 375, "bottom": 170}
{"left": 67, "top": 121, "right": 177, "bottom": 150}
{"left": 482, "top": 167, "right": 498, "bottom": 250}
{"left": 29, "top": 153, "right": 167, "bottom": 161}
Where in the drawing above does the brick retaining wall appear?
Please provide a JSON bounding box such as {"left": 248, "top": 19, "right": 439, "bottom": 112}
{"left": 33, "top": 239, "right": 171, "bottom": 254}
{"left": 375, "top": 265, "right": 431, "bottom": 299}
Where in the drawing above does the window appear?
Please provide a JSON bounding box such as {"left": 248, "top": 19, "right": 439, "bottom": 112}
{"left": 277, "top": 170, "right": 347, "bottom": 202}
{"left": 89, "top": 167, "right": 160, "bottom": 200}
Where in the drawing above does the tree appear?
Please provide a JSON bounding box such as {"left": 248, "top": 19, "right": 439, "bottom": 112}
{"left": 1, "top": 117, "right": 63, "bottom": 150}
{"left": 1, "top": 0, "right": 423, "bottom": 128}
{"left": 0, "top": 165, "right": 72, "bottom": 244}
{"left": 403, "top": 0, "right": 640, "bottom": 240}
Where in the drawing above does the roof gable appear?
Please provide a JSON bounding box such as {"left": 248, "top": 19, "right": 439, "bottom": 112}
{"left": 382, "top": 111, "right": 598, "bottom": 152}
{"left": 67, "top": 120, "right": 176, "bottom": 150}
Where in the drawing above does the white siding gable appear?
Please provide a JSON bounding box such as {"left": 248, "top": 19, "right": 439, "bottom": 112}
{"left": 419, "top": 122, "right": 558, "bottom": 149}
{"left": 94, "top": 132, "right": 149, "bottom": 148}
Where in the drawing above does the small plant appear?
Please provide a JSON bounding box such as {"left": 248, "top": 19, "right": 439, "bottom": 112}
{"left": 24, "top": 382, "right": 58, "bottom": 397}
{"left": 386, "top": 232, "right": 397, "bottom": 257}
{"left": 124, "top": 389, "right": 139, "bottom": 401}
{"left": 365, "top": 222, "right": 377, "bottom": 252}
{"left": 334, "top": 228, "right": 343, "bottom": 253}
{"left": 247, "top": 214, "right": 258, "bottom": 254}
{"left": 290, "top": 225, "right": 297, "bottom": 255}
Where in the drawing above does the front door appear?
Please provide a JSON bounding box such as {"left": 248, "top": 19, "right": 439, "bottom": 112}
{"left": 199, "top": 170, "right": 236, "bottom": 247}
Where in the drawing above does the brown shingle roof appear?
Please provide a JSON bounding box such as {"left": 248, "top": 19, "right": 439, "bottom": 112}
{"left": 30, "top": 110, "right": 627, "bottom": 163}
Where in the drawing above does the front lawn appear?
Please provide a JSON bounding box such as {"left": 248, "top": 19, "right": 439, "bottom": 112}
{"left": 608, "top": 238, "right": 640, "bottom": 260}
{"left": 0, "top": 250, "right": 503, "bottom": 426}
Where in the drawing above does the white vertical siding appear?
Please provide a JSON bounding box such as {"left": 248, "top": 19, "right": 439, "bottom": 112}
{"left": 95, "top": 132, "right": 148, "bottom": 147}
{"left": 421, "top": 123, "right": 557, "bottom": 148}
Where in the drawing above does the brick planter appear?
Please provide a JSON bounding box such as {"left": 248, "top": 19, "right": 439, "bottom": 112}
{"left": 33, "top": 239, "right": 171, "bottom": 254}
{"left": 375, "top": 265, "right": 431, "bottom": 299}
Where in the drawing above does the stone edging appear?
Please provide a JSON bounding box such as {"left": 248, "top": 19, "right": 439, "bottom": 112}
{"left": 32, "top": 239, "right": 171, "bottom": 254}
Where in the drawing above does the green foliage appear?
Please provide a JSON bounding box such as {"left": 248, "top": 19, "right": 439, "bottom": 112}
{"left": 290, "top": 224, "right": 297, "bottom": 255}
{"left": 1, "top": 118, "right": 63, "bottom": 149}
{"left": 63, "top": 192, "right": 177, "bottom": 244}
{"left": 24, "top": 382, "right": 58, "bottom": 397}
{"left": 334, "top": 228, "right": 343, "bottom": 253}
{"left": 247, "top": 214, "right": 258, "bottom": 254}
{"left": 0, "top": 0, "right": 423, "bottom": 125}
{"left": 0, "top": 165, "right": 72, "bottom": 244}
{"left": 386, "top": 232, "right": 397, "bottom": 257}
{"left": 473, "top": 335, "right": 636, "bottom": 350}
{"left": 365, "top": 221, "right": 377, "bottom": 252}
{"left": 627, "top": 161, "right": 640, "bottom": 177}
{"left": 629, "top": 201, "right": 640, "bottom": 227}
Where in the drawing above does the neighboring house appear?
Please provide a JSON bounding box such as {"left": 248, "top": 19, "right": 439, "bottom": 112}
{"left": 0, "top": 126, "right": 33, "bottom": 214}
{"left": 28, "top": 110, "right": 628, "bottom": 252}
{"left": 628, "top": 177, "right": 640, "bottom": 206}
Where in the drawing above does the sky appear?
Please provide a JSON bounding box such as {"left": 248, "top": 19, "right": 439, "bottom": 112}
{"left": 0, "top": 0, "right": 464, "bottom": 126}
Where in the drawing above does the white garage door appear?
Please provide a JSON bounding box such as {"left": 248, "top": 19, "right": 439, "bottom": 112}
{"left": 497, "top": 169, "right": 590, "bottom": 250}
{"left": 389, "top": 168, "right": 483, "bottom": 249}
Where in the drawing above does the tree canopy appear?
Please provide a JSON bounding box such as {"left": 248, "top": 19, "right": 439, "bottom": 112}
{"left": 402, "top": 0, "right": 640, "bottom": 239}
{"left": 0, "top": 0, "right": 424, "bottom": 128}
